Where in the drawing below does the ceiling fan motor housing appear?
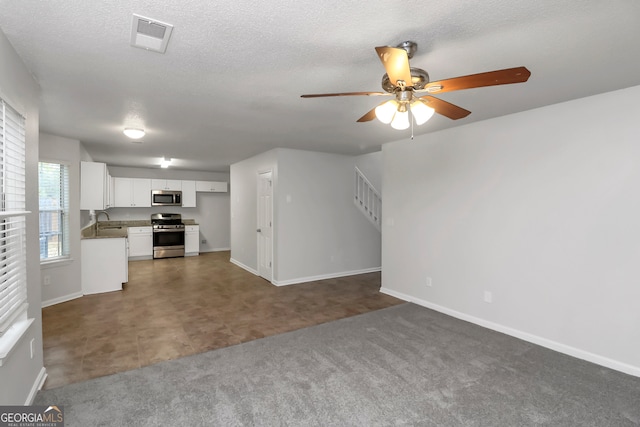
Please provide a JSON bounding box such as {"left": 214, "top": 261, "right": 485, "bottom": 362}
{"left": 397, "top": 41, "right": 418, "bottom": 59}
{"left": 382, "top": 67, "right": 430, "bottom": 92}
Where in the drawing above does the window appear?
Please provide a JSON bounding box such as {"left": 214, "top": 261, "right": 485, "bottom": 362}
{"left": 39, "top": 162, "right": 69, "bottom": 261}
{"left": 0, "top": 98, "right": 28, "bottom": 337}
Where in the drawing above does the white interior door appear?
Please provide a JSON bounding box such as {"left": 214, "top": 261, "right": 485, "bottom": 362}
{"left": 257, "top": 171, "right": 273, "bottom": 281}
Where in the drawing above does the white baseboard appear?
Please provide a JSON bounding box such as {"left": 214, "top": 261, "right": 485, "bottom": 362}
{"left": 229, "top": 258, "right": 259, "bottom": 275}
{"left": 228, "top": 260, "right": 381, "bottom": 286}
{"left": 25, "top": 367, "right": 47, "bottom": 405}
{"left": 273, "top": 266, "right": 381, "bottom": 287}
{"left": 380, "top": 287, "right": 640, "bottom": 378}
{"left": 204, "top": 247, "right": 230, "bottom": 252}
{"left": 128, "top": 255, "right": 153, "bottom": 261}
{"left": 41, "top": 292, "right": 83, "bottom": 308}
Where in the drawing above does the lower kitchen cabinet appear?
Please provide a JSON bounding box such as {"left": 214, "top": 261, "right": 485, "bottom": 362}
{"left": 81, "top": 237, "right": 128, "bottom": 295}
{"left": 185, "top": 225, "right": 199, "bottom": 256}
{"left": 128, "top": 226, "right": 153, "bottom": 259}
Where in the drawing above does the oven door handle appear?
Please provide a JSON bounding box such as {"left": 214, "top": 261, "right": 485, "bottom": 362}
{"left": 153, "top": 228, "right": 185, "bottom": 233}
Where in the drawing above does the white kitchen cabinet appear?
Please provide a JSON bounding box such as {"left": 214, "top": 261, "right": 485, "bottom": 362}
{"left": 81, "top": 237, "right": 128, "bottom": 295}
{"left": 81, "top": 161, "right": 111, "bottom": 210}
{"left": 113, "top": 178, "right": 129, "bottom": 207}
{"left": 185, "top": 225, "right": 199, "bottom": 256}
{"left": 131, "top": 179, "right": 152, "bottom": 206}
{"left": 107, "top": 175, "right": 115, "bottom": 209}
{"left": 151, "top": 179, "right": 182, "bottom": 191}
{"left": 181, "top": 180, "right": 196, "bottom": 207}
{"left": 195, "top": 180, "right": 228, "bottom": 192}
{"left": 128, "top": 226, "right": 153, "bottom": 259}
{"left": 114, "top": 177, "right": 151, "bottom": 207}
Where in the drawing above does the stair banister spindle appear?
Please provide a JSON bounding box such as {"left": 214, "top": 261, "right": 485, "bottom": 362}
{"left": 354, "top": 167, "right": 381, "bottom": 231}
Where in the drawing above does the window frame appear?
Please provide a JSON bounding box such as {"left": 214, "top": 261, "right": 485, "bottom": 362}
{"left": 38, "top": 159, "right": 71, "bottom": 265}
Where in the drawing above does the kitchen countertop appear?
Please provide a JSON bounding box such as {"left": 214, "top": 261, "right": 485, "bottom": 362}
{"left": 82, "top": 219, "right": 198, "bottom": 239}
{"left": 81, "top": 222, "right": 129, "bottom": 239}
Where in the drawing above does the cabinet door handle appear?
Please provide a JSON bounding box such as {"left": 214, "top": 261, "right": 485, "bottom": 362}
{"left": 256, "top": 228, "right": 261, "bottom": 233}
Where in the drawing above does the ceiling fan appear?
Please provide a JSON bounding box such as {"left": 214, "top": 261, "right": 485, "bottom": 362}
{"left": 301, "top": 41, "right": 531, "bottom": 130}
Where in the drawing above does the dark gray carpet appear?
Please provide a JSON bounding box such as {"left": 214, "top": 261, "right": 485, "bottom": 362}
{"left": 35, "top": 303, "right": 640, "bottom": 426}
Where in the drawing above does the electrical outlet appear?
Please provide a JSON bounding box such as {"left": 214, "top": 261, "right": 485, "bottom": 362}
{"left": 426, "top": 276, "right": 432, "bottom": 287}
{"left": 201, "top": 239, "right": 207, "bottom": 244}
{"left": 484, "top": 291, "right": 492, "bottom": 303}
{"left": 43, "top": 275, "right": 51, "bottom": 286}
{"left": 30, "top": 338, "right": 35, "bottom": 359}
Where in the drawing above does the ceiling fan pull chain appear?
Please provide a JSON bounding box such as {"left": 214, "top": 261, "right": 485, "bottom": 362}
{"left": 410, "top": 111, "right": 415, "bottom": 140}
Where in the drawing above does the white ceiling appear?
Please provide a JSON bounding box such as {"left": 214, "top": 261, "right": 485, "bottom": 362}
{"left": 1, "top": 0, "right": 639, "bottom": 172}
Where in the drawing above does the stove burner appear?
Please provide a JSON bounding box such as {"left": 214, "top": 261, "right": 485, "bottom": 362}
{"left": 151, "top": 213, "right": 184, "bottom": 227}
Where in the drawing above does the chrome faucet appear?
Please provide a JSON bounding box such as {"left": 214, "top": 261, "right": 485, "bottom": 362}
{"left": 96, "top": 211, "right": 110, "bottom": 222}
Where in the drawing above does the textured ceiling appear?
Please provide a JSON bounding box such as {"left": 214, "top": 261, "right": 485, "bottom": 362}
{"left": 1, "top": 0, "right": 639, "bottom": 172}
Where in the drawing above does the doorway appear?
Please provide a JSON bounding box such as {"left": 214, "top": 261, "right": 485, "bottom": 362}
{"left": 257, "top": 171, "right": 273, "bottom": 281}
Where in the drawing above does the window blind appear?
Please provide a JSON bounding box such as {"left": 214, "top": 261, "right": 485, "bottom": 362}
{"left": 39, "top": 162, "right": 70, "bottom": 260}
{"left": 0, "top": 99, "right": 28, "bottom": 335}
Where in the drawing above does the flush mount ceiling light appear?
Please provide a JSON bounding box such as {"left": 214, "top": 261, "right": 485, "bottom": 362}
{"left": 160, "top": 157, "right": 171, "bottom": 168}
{"left": 123, "top": 128, "right": 145, "bottom": 139}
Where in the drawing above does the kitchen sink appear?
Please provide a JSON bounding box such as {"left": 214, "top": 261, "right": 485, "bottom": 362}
{"left": 94, "top": 224, "right": 127, "bottom": 238}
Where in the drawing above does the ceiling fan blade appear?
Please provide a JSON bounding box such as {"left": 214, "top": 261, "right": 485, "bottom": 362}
{"left": 356, "top": 106, "right": 379, "bottom": 123}
{"left": 419, "top": 96, "right": 471, "bottom": 120}
{"left": 423, "top": 66, "right": 531, "bottom": 94}
{"left": 301, "top": 91, "right": 389, "bottom": 98}
{"left": 375, "top": 46, "right": 413, "bottom": 87}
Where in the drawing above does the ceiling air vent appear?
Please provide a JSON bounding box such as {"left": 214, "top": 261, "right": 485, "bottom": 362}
{"left": 130, "top": 14, "right": 174, "bottom": 53}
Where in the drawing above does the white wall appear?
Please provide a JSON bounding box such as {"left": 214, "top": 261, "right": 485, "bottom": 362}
{"left": 100, "top": 166, "right": 231, "bottom": 252}
{"left": 230, "top": 150, "right": 278, "bottom": 273}
{"left": 230, "top": 148, "right": 381, "bottom": 284}
{"left": 40, "top": 133, "right": 83, "bottom": 306}
{"left": 107, "top": 165, "right": 229, "bottom": 182}
{"left": 382, "top": 85, "right": 640, "bottom": 376}
{"left": 0, "top": 28, "right": 44, "bottom": 404}
{"left": 275, "top": 149, "right": 381, "bottom": 284}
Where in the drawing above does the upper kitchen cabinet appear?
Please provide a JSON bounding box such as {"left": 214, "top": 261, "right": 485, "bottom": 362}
{"left": 81, "top": 161, "right": 112, "bottom": 210}
{"left": 181, "top": 180, "right": 196, "bottom": 207}
{"left": 151, "top": 179, "right": 182, "bottom": 191}
{"left": 196, "top": 180, "right": 228, "bottom": 192}
{"left": 114, "top": 177, "right": 152, "bottom": 207}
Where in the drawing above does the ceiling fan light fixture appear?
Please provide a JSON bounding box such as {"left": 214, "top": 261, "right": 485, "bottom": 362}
{"left": 375, "top": 100, "right": 398, "bottom": 124}
{"left": 123, "top": 128, "right": 145, "bottom": 139}
{"left": 410, "top": 100, "right": 435, "bottom": 125}
{"left": 390, "top": 109, "right": 410, "bottom": 130}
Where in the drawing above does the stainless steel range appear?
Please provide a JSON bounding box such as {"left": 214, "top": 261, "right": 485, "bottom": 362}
{"left": 151, "top": 213, "right": 185, "bottom": 259}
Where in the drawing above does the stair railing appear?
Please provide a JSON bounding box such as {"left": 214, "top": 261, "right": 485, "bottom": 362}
{"left": 354, "top": 166, "right": 381, "bottom": 231}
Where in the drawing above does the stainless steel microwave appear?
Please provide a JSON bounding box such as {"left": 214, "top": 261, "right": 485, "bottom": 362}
{"left": 151, "top": 190, "right": 182, "bottom": 206}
